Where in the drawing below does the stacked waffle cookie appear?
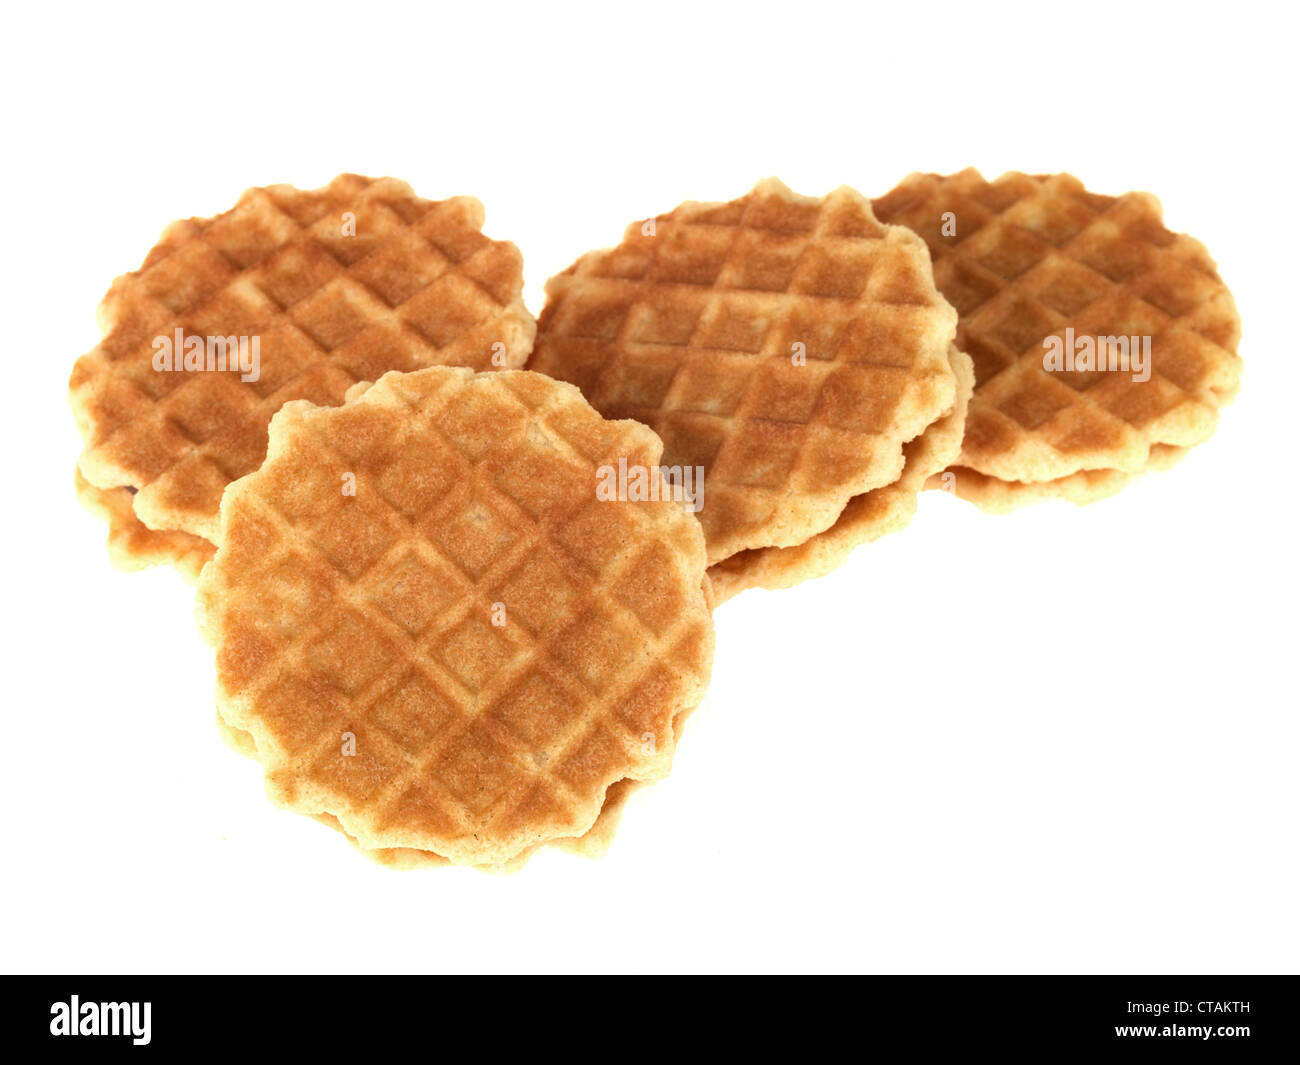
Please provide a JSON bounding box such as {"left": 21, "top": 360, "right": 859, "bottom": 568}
{"left": 871, "top": 169, "right": 1241, "bottom": 510}
{"left": 197, "top": 366, "right": 713, "bottom": 869}
{"left": 529, "top": 180, "right": 974, "bottom": 603}
{"left": 68, "top": 172, "right": 1241, "bottom": 868}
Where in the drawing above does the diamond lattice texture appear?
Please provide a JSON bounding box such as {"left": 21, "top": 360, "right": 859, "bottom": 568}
{"left": 528, "top": 179, "right": 958, "bottom": 564}
{"left": 709, "top": 346, "right": 973, "bottom": 602}
{"left": 872, "top": 169, "right": 1242, "bottom": 487}
{"left": 199, "top": 367, "right": 713, "bottom": 867}
{"left": 216, "top": 708, "right": 684, "bottom": 871}
{"left": 70, "top": 175, "right": 536, "bottom": 545}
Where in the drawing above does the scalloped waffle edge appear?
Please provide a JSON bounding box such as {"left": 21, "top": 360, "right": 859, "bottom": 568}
{"left": 709, "top": 345, "right": 973, "bottom": 602}
{"left": 199, "top": 365, "right": 715, "bottom": 866}
{"left": 528, "top": 178, "right": 959, "bottom": 565}
{"left": 71, "top": 174, "right": 536, "bottom": 553}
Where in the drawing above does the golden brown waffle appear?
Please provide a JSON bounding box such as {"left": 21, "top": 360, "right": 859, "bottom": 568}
{"left": 198, "top": 366, "right": 714, "bottom": 867}
{"left": 872, "top": 170, "right": 1241, "bottom": 506}
{"left": 217, "top": 708, "right": 668, "bottom": 871}
{"left": 528, "top": 179, "right": 959, "bottom": 565}
{"left": 70, "top": 174, "right": 535, "bottom": 550}
{"left": 74, "top": 468, "right": 215, "bottom": 582}
{"left": 710, "top": 346, "right": 973, "bottom": 603}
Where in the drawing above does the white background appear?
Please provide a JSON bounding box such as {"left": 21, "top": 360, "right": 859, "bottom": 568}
{"left": 3, "top": 2, "right": 1295, "bottom": 975}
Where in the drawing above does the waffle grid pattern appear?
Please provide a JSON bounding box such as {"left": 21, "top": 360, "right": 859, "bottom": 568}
{"left": 202, "top": 368, "right": 712, "bottom": 865}
{"left": 71, "top": 175, "right": 535, "bottom": 543}
{"left": 872, "top": 170, "right": 1242, "bottom": 482}
{"left": 709, "top": 346, "right": 973, "bottom": 601}
{"left": 530, "top": 180, "right": 957, "bottom": 563}
{"left": 220, "top": 711, "right": 678, "bottom": 870}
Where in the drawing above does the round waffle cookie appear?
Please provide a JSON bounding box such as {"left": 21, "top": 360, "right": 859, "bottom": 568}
{"left": 198, "top": 366, "right": 714, "bottom": 868}
{"left": 872, "top": 169, "right": 1242, "bottom": 508}
{"left": 70, "top": 174, "right": 536, "bottom": 566}
{"left": 709, "top": 346, "right": 973, "bottom": 603}
{"left": 527, "top": 179, "right": 959, "bottom": 567}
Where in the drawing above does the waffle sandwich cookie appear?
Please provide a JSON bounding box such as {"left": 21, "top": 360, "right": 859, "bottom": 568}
{"left": 197, "top": 366, "right": 714, "bottom": 869}
{"left": 709, "top": 344, "right": 972, "bottom": 603}
{"left": 872, "top": 170, "right": 1242, "bottom": 510}
{"left": 528, "top": 180, "right": 962, "bottom": 594}
{"left": 71, "top": 175, "right": 536, "bottom": 575}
